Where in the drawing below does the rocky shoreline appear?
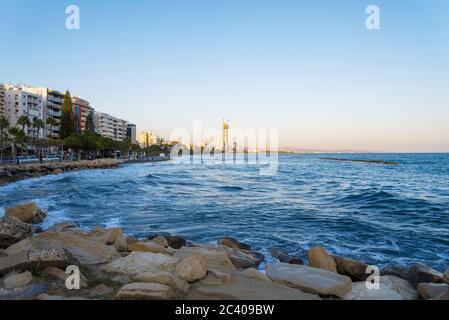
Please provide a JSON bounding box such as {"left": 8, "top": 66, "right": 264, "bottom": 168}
{"left": 0, "top": 203, "right": 448, "bottom": 300}
{"left": 0, "top": 159, "right": 123, "bottom": 185}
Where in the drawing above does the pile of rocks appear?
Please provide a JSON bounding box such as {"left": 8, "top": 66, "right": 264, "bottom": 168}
{"left": 0, "top": 203, "right": 448, "bottom": 300}
{"left": 0, "top": 159, "right": 122, "bottom": 184}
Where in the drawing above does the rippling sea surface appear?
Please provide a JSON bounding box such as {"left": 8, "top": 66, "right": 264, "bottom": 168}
{"left": 1, "top": 154, "right": 448, "bottom": 270}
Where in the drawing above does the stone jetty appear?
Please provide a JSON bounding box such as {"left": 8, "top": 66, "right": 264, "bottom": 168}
{"left": 0, "top": 159, "right": 123, "bottom": 184}
{"left": 0, "top": 203, "right": 448, "bottom": 300}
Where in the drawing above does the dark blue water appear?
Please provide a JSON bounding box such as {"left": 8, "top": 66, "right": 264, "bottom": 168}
{"left": 1, "top": 154, "right": 448, "bottom": 271}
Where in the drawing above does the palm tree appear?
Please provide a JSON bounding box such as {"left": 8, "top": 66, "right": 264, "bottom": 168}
{"left": 17, "top": 115, "right": 30, "bottom": 132}
{"left": 32, "top": 119, "right": 45, "bottom": 158}
{"left": 0, "top": 116, "right": 9, "bottom": 161}
{"left": 33, "top": 119, "right": 44, "bottom": 138}
{"left": 8, "top": 127, "right": 26, "bottom": 164}
{"left": 17, "top": 115, "right": 31, "bottom": 156}
{"left": 46, "top": 117, "right": 57, "bottom": 139}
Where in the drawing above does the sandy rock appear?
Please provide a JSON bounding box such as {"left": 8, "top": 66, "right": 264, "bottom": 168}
{"left": 47, "top": 222, "right": 80, "bottom": 233}
{"left": 115, "top": 282, "right": 175, "bottom": 300}
{"left": 417, "top": 283, "right": 449, "bottom": 300}
{"left": 128, "top": 242, "right": 172, "bottom": 255}
{"left": 0, "top": 217, "right": 33, "bottom": 249}
{"left": 0, "top": 248, "right": 78, "bottom": 276}
{"left": 134, "top": 271, "right": 175, "bottom": 284}
{"left": 408, "top": 263, "right": 442, "bottom": 288}
{"left": 126, "top": 236, "right": 138, "bottom": 246}
{"left": 174, "top": 246, "right": 235, "bottom": 274}
{"left": 239, "top": 268, "right": 271, "bottom": 282}
{"left": 435, "top": 291, "right": 449, "bottom": 300}
{"left": 188, "top": 273, "right": 321, "bottom": 300}
{"left": 3, "top": 271, "right": 33, "bottom": 289}
{"left": 381, "top": 265, "right": 409, "bottom": 280}
{"left": 344, "top": 275, "right": 418, "bottom": 300}
{"left": 134, "top": 271, "right": 190, "bottom": 294}
{"left": 88, "top": 284, "right": 114, "bottom": 298}
{"left": 201, "top": 270, "right": 232, "bottom": 285}
{"left": 40, "top": 266, "right": 87, "bottom": 288}
{"left": 333, "top": 256, "right": 369, "bottom": 281}
{"left": 5, "top": 203, "right": 47, "bottom": 224}
{"left": 101, "top": 252, "right": 178, "bottom": 276}
{"left": 175, "top": 255, "right": 208, "bottom": 282}
{"left": 443, "top": 267, "right": 449, "bottom": 285}
{"left": 41, "top": 266, "right": 67, "bottom": 281}
{"left": 308, "top": 246, "right": 337, "bottom": 273}
{"left": 266, "top": 263, "right": 352, "bottom": 298}
{"left": 5, "top": 231, "right": 120, "bottom": 265}
{"left": 150, "top": 236, "right": 168, "bottom": 248}
{"left": 223, "top": 246, "right": 264, "bottom": 269}
{"left": 218, "top": 237, "right": 251, "bottom": 251}
{"left": 270, "top": 247, "right": 303, "bottom": 265}
{"left": 36, "top": 293, "right": 89, "bottom": 300}
{"left": 87, "top": 227, "right": 128, "bottom": 252}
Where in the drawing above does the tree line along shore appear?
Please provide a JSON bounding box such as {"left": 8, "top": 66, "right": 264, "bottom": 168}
{"left": 0, "top": 203, "right": 448, "bottom": 300}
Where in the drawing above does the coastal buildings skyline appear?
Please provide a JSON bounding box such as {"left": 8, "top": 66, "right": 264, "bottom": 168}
{"left": 0, "top": 82, "right": 161, "bottom": 144}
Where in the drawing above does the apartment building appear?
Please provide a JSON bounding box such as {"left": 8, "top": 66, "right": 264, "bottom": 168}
{"left": 3, "top": 84, "right": 46, "bottom": 138}
{"left": 126, "top": 124, "right": 137, "bottom": 144}
{"left": 72, "top": 96, "right": 95, "bottom": 133}
{"left": 0, "top": 84, "right": 6, "bottom": 118}
{"left": 94, "top": 112, "right": 128, "bottom": 141}
{"left": 45, "top": 89, "right": 64, "bottom": 138}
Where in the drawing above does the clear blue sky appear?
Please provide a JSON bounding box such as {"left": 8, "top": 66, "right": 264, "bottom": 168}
{"left": 1, "top": 0, "right": 448, "bottom": 151}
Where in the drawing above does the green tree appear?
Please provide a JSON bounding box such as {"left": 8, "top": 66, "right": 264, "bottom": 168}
{"left": 64, "top": 134, "right": 82, "bottom": 160}
{"left": 60, "top": 90, "right": 75, "bottom": 139}
{"left": 8, "top": 127, "right": 26, "bottom": 163}
{"left": 0, "top": 116, "right": 9, "bottom": 161}
{"left": 84, "top": 115, "right": 92, "bottom": 133}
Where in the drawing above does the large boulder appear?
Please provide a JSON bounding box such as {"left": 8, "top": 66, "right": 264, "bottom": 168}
{"left": 333, "top": 256, "right": 369, "bottom": 281}
{"left": 134, "top": 271, "right": 190, "bottom": 294}
{"left": 166, "top": 236, "right": 187, "bottom": 249}
{"left": 101, "top": 252, "right": 178, "bottom": 276}
{"left": 222, "top": 246, "right": 264, "bottom": 269}
{"left": 150, "top": 236, "right": 168, "bottom": 248}
{"left": 0, "top": 217, "right": 33, "bottom": 249}
{"left": 443, "top": 267, "right": 449, "bottom": 285}
{"left": 266, "top": 263, "right": 352, "bottom": 298}
{"left": 417, "top": 283, "right": 449, "bottom": 300}
{"left": 128, "top": 242, "right": 172, "bottom": 255}
{"left": 381, "top": 265, "right": 409, "bottom": 280}
{"left": 218, "top": 237, "right": 251, "bottom": 251}
{"left": 5, "top": 203, "right": 47, "bottom": 224}
{"left": 187, "top": 273, "right": 321, "bottom": 300}
{"left": 307, "top": 246, "right": 337, "bottom": 273}
{"left": 270, "top": 247, "right": 303, "bottom": 265}
{"left": 86, "top": 227, "right": 128, "bottom": 252}
{"left": 4, "top": 231, "right": 121, "bottom": 265}
{"left": 344, "top": 275, "right": 418, "bottom": 300}
{"left": 408, "top": 263, "right": 442, "bottom": 288}
{"left": 175, "top": 255, "right": 208, "bottom": 283}
{"left": 3, "top": 271, "right": 33, "bottom": 289}
{"left": 174, "top": 246, "right": 235, "bottom": 274}
{"left": 0, "top": 248, "right": 78, "bottom": 276}
{"left": 115, "top": 282, "right": 176, "bottom": 300}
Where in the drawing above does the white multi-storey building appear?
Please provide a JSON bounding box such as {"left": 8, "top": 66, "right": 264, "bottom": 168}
{"left": 94, "top": 111, "right": 128, "bottom": 141}
{"left": 0, "top": 84, "right": 6, "bottom": 117}
{"left": 3, "top": 84, "right": 46, "bottom": 138}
